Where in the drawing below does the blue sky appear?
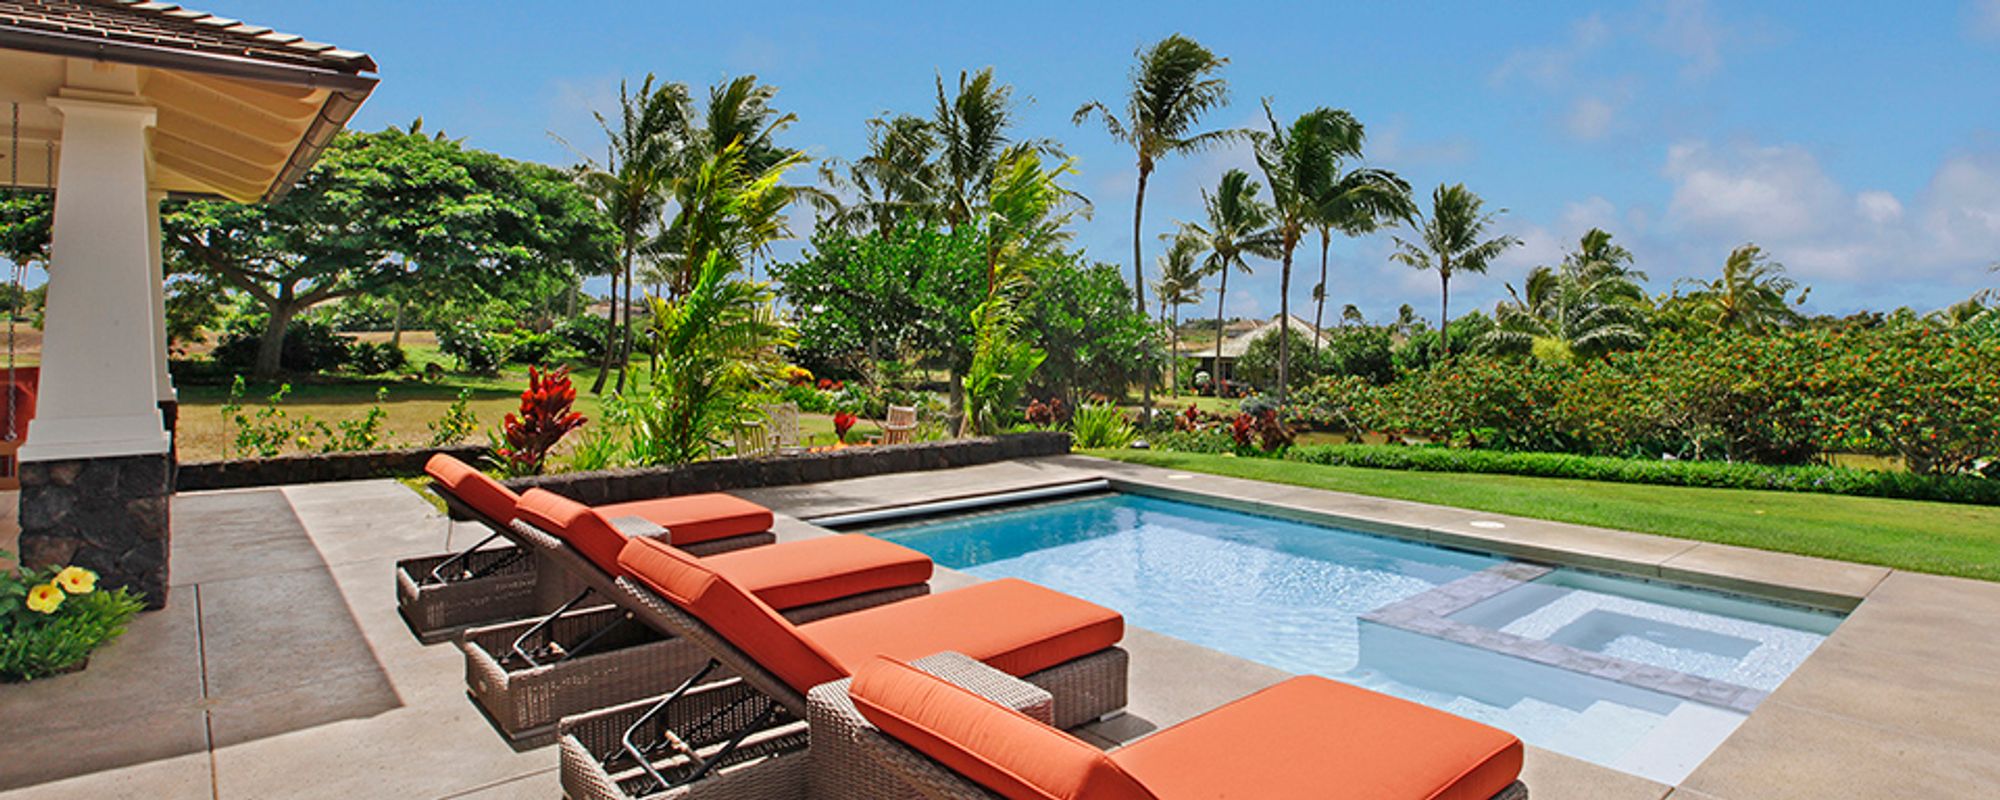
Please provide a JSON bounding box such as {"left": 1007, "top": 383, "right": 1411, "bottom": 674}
{"left": 161, "top": 2, "right": 2000, "bottom": 319}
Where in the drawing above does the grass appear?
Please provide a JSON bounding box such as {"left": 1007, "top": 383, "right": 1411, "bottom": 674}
{"left": 1087, "top": 448, "right": 2000, "bottom": 582}
{"left": 173, "top": 344, "right": 881, "bottom": 461}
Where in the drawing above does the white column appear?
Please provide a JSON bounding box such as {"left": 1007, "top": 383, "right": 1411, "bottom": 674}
{"left": 147, "top": 190, "right": 175, "bottom": 403}
{"left": 19, "top": 96, "right": 170, "bottom": 461}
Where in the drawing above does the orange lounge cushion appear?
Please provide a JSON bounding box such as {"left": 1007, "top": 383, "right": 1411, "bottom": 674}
{"left": 849, "top": 657, "right": 1156, "bottom": 800}
{"left": 618, "top": 536, "right": 849, "bottom": 693}
{"left": 1111, "top": 676, "right": 1523, "bottom": 800}
{"left": 426, "top": 454, "right": 520, "bottom": 524}
{"left": 517, "top": 488, "right": 634, "bottom": 576}
{"left": 599, "top": 493, "right": 773, "bottom": 546}
{"left": 804, "top": 578, "right": 1123, "bottom": 679}
{"left": 704, "top": 534, "right": 933, "bottom": 609}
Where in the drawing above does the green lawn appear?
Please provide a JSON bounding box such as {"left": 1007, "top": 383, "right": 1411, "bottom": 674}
{"left": 1088, "top": 448, "right": 2000, "bottom": 582}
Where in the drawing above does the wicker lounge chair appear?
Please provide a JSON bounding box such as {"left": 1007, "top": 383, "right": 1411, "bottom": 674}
{"left": 399, "top": 454, "right": 785, "bottom": 641}
{"left": 829, "top": 655, "right": 1529, "bottom": 800}
{"left": 463, "top": 489, "right": 934, "bottom": 741}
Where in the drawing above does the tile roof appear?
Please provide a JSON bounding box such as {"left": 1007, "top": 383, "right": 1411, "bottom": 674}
{"left": 0, "top": 0, "right": 375, "bottom": 73}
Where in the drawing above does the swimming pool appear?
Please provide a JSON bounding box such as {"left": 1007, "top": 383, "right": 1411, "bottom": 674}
{"left": 855, "top": 492, "right": 1844, "bottom": 784}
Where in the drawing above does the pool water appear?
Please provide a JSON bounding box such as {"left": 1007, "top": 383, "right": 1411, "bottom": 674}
{"left": 861, "top": 493, "right": 1844, "bottom": 784}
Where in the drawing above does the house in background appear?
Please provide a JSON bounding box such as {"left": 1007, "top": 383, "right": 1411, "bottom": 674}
{"left": 1177, "top": 313, "right": 1327, "bottom": 387}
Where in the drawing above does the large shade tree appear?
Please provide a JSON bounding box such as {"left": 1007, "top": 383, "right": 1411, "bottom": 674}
{"left": 1390, "top": 183, "right": 1519, "bottom": 356}
{"left": 1180, "top": 168, "right": 1276, "bottom": 394}
{"left": 165, "top": 125, "right": 612, "bottom": 379}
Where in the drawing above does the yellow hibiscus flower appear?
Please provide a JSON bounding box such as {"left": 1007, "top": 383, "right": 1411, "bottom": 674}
{"left": 55, "top": 566, "right": 97, "bottom": 595}
{"left": 26, "top": 582, "right": 64, "bottom": 614}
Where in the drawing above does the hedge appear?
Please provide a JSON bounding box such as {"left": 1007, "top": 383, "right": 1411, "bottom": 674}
{"left": 1281, "top": 443, "right": 2000, "bottom": 507}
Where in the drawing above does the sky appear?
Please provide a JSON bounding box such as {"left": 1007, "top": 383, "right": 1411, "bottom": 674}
{"left": 44, "top": 1, "right": 2000, "bottom": 321}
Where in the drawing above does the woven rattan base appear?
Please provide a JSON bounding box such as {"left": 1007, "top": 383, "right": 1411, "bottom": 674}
{"left": 559, "top": 678, "right": 810, "bottom": 800}
{"left": 395, "top": 547, "right": 541, "bottom": 644}
{"left": 462, "top": 605, "right": 719, "bottom": 746}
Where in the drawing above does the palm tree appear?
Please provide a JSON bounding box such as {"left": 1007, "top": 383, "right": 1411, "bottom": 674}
{"left": 1390, "top": 183, "right": 1519, "bottom": 356}
{"left": 934, "top": 69, "right": 1055, "bottom": 227}
{"left": 1676, "top": 244, "right": 1806, "bottom": 334}
{"left": 1306, "top": 146, "right": 1411, "bottom": 351}
{"left": 1075, "top": 34, "right": 1237, "bottom": 410}
{"left": 563, "top": 75, "right": 692, "bottom": 394}
{"left": 1152, "top": 231, "right": 1206, "bottom": 393}
{"left": 1180, "top": 168, "right": 1277, "bottom": 395}
{"left": 820, "top": 114, "right": 940, "bottom": 236}
{"left": 964, "top": 153, "right": 1082, "bottom": 434}
{"left": 1073, "top": 34, "right": 1237, "bottom": 318}
{"left": 1482, "top": 228, "right": 1650, "bottom": 359}
{"left": 1253, "top": 102, "right": 1390, "bottom": 409}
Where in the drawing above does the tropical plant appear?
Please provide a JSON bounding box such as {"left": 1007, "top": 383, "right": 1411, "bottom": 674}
{"left": 492, "top": 366, "right": 586, "bottom": 475}
{"left": 652, "top": 76, "right": 817, "bottom": 295}
{"left": 1, "top": 557, "right": 145, "bottom": 682}
{"left": 963, "top": 153, "right": 1082, "bottom": 435}
{"left": 437, "top": 321, "right": 508, "bottom": 374}
{"left": 1676, "top": 244, "right": 1807, "bottom": 334}
{"left": 1482, "top": 228, "right": 1650, "bottom": 359}
{"left": 566, "top": 75, "right": 691, "bottom": 394}
{"left": 1027, "top": 259, "right": 1159, "bottom": 404}
{"left": 1073, "top": 33, "right": 1238, "bottom": 320}
{"left": 1305, "top": 143, "right": 1412, "bottom": 350}
{"left": 933, "top": 68, "right": 1056, "bottom": 228}
{"left": 1252, "top": 102, "right": 1400, "bottom": 409}
{"left": 1152, "top": 231, "right": 1207, "bottom": 392}
{"left": 623, "top": 253, "right": 796, "bottom": 465}
{"left": 1390, "top": 183, "right": 1520, "bottom": 356}
{"left": 1181, "top": 168, "right": 1278, "bottom": 395}
{"left": 819, "top": 114, "right": 942, "bottom": 235}
{"left": 1070, "top": 403, "right": 1135, "bottom": 448}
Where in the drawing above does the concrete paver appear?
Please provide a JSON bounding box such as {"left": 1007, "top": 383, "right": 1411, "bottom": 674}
{"left": 1659, "top": 543, "right": 1888, "bottom": 610}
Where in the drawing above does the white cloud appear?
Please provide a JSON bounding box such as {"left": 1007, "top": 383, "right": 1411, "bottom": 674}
{"left": 1856, "top": 191, "right": 1904, "bottom": 224}
{"left": 1370, "top": 117, "right": 1474, "bottom": 166}
{"left": 1565, "top": 97, "right": 1620, "bottom": 141}
{"left": 1491, "top": 14, "right": 1611, "bottom": 91}
{"left": 1653, "top": 0, "right": 1728, "bottom": 79}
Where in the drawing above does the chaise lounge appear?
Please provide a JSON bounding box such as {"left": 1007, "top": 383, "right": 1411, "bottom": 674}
{"left": 833, "top": 654, "right": 1528, "bottom": 800}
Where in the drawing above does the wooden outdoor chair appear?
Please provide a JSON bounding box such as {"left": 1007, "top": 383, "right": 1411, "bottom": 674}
{"left": 880, "top": 404, "right": 918, "bottom": 446}
{"left": 732, "top": 422, "right": 774, "bottom": 459}
{"left": 761, "top": 402, "right": 805, "bottom": 453}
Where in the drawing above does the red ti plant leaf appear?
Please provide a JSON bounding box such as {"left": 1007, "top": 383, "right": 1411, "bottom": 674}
{"left": 496, "top": 366, "right": 587, "bottom": 474}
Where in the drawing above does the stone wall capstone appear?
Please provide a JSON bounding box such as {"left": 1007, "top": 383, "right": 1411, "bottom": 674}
{"left": 174, "top": 444, "right": 487, "bottom": 492}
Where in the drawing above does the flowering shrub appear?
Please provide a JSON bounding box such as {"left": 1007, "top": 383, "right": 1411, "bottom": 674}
{"left": 833, "top": 411, "right": 858, "bottom": 443}
{"left": 492, "top": 366, "right": 586, "bottom": 475}
{"left": 1, "top": 556, "right": 145, "bottom": 681}
{"left": 784, "top": 365, "right": 814, "bottom": 386}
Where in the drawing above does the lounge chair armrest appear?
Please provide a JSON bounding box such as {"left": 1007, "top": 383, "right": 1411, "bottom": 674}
{"left": 608, "top": 515, "right": 671, "bottom": 540}
{"left": 906, "top": 652, "right": 1057, "bottom": 724}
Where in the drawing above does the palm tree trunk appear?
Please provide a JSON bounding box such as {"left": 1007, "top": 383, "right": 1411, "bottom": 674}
{"left": 615, "top": 254, "right": 634, "bottom": 393}
{"left": 1439, "top": 271, "right": 1451, "bottom": 357}
{"left": 390, "top": 300, "right": 404, "bottom": 349}
{"left": 1277, "top": 247, "right": 1293, "bottom": 411}
{"left": 1212, "top": 268, "right": 1230, "bottom": 396}
{"left": 1132, "top": 167, "right": 1152, "bottom": 410}
{"left": 1170, "top": 303, "right": 1181, "bottom": 395}
{"left": 590, "top": 250, "right": 622, "bottom": 395}
{"left": 1313, "top": 231, "right": 1330, "bottom": 352}
{"left": 1158, "top": 295, "right": 1170, "bottom": 395}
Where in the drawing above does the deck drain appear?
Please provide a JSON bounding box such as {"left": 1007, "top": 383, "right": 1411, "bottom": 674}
{"left": 1468, "top": 520, "right": 1507, "bottom": 529}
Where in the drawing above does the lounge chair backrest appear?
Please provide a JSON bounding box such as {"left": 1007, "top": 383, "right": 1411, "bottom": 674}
{"left": 517, "top": 489, "right": 632, "bottom": 578}
{"left": 425, "top": 453, "right": 521, "bottom": 524}
{"left": 618, "top": 536, "right": 847, "bottom": 695}
{"left": 848, "top": 656, "right": 1157, "bottom": 800}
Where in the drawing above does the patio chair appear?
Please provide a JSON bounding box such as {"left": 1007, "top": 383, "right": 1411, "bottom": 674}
{"left": 834, "top": 655, "right": 1528, "bottom": 800}
{"left": 760, "top": 402, "right": 805, "bottom": 453}
{"left": 880, "top": 404, "right": 918, "bottom": 446}
{"left": 558, "top": 536, "right": 1128, "bottom": 798}
{"left": 460, "top": 488, "right": 933, "bottom": 742}
{"left": 733, "top": 422, "right": 774, "bottom": 458}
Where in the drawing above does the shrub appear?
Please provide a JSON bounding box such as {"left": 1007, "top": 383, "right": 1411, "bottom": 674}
{"left": 1148, "top": 427, "right": 1237, "bottom": 454}
{"left": 776, "top": 383, "right": 835, "bottom": 414}
{"left": 427, "top": 388, "right": 478, "bottom": 447}
{"left": 498, "top": 330, "right": 564, "bottom": 366}
{"left": 1, "top": 558, "right": 145, "bottom": 682}
{"left": 438, "top": 322, "right": 507, "bottom": 374}
{"left": 552, "top": 315, "right": 612, "bottom": 361}
{"left": 1283, "top": 444, "right": 2000, "bottom": 506}
{"left": 492, "top": 366, "right": 586, "bottom": 475}
{"left": 345, "top": 341, "right": 407, "bottom": 375}
{"left": 1070, "top": 403, "right": 1134, "bottom": 449}
{"left": 211, "top": 316, "right": 352, "bottom": 375}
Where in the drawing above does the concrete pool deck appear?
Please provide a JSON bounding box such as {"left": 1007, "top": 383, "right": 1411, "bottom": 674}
{"left": 1, "top": 454, "right": 1993, "bottom": 798}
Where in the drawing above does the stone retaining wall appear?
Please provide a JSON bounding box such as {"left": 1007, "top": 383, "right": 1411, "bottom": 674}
{"left": 175, "top": 444, "right": 488, "bottom": 491}
{"left": 504, "top": 432, "right": 1072, "bottom": 504}
{"left": 172, "top": 432, "right": 1072, "bottom": 496}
